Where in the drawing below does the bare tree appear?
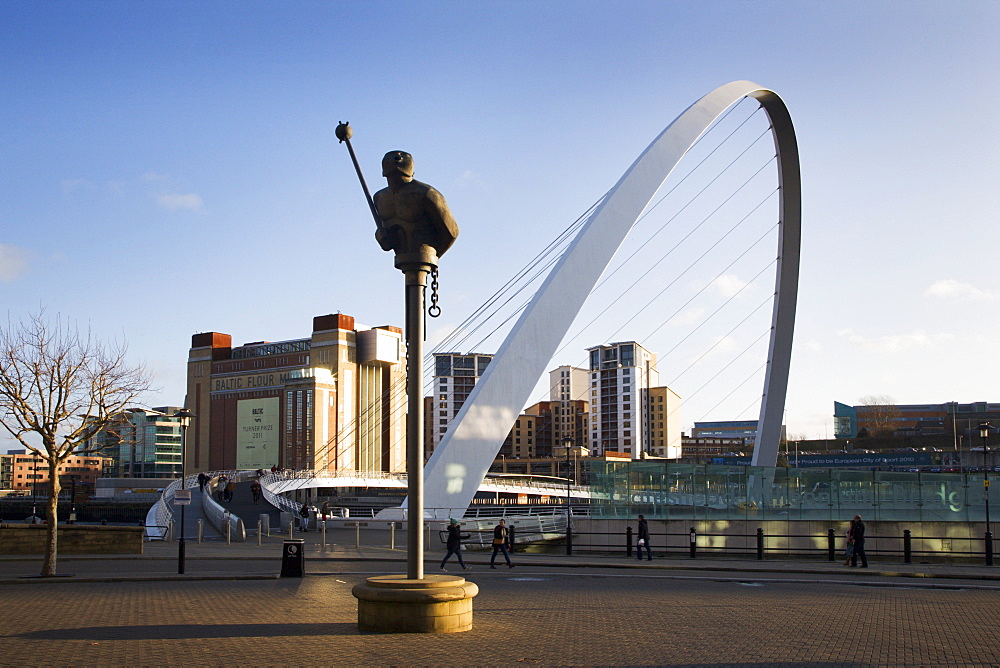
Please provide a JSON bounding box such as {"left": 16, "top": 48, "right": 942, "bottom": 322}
{"left": 0, "top": 311, "right": 152, "bottom": 576}
{"left": 857, "top": 394, "right": 901, "bottom": 438}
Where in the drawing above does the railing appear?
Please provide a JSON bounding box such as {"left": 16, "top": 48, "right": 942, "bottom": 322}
{"left": 204, "top": 472, "right": 247, "bottom": 542}
{"left": 258, "top": 469, "right": 590, "bottom": 497}
{"left": 145, "top": 470, "right": 251, "bottom": 541}
{"left": 567, "top": 525, "right": 998, "bottom": 563}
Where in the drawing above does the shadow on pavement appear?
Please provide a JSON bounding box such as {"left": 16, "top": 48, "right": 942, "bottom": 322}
{"left": 15, "top": 622, "right": 358, "bottom": 640}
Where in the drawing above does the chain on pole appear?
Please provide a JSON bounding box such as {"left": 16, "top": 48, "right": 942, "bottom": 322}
{"left": 428, "top": 268, "right": 441, "bottom": 317}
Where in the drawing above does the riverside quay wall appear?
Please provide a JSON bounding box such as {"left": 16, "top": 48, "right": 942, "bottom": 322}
{"left": 0, "top": 524, "right": 144, "bottom": 555}
{"left": 571, "top": 518, "right": 992, "bottom": 562}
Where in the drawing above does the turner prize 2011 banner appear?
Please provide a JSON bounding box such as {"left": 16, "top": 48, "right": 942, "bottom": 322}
{"left": 237, "top": 397, "right": 279, "bottom": 470}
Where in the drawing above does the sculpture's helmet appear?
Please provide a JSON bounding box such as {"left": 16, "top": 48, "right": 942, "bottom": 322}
{"left": 382, "top": 151, "right": 414, "bottom": 178}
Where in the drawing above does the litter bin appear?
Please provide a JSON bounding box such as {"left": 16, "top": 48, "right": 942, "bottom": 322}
{"left": 281, "top": 539, "right": 305, "bottom": 577}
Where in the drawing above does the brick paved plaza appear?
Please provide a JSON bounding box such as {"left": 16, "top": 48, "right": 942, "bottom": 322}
{"left": 2, "top": 558, "right": 1000, "bottom": 666}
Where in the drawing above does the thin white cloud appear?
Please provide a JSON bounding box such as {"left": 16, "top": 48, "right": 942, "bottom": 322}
{"left": 925, "top": 279, "right": 995, "bottom": 301}
{"left": 0, "top": 244, "right": 30, "bottom": 282}
{"left": 837, "top": 328, "right": 953, "bottom": 352}
{"left": 142, "top": 172, "right": 169, "bottom": 183}
{"left": 157, "top": 193, "right": 204, "bottom": 211}
{"left": 710, "top": 273, "right": 748, "bottom": 298}
{"left": 456, "top": 169, "right": 487, "bottom": 190}
{"left": 669, "top": 306, "right": 706, "bottom": 327}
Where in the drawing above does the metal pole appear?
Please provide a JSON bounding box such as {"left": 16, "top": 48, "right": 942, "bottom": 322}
{"left": 334, "top": 123, "right": 382, "bottom": 230}
{"left": 178, "top": 504, "right": 186, "bottom": 574}
{"left": 178, "top": 424, "right": 186, "bottom": 574}
{"left": 405, "top": 269, "right": 427, "bottom": 579}
{"left": 983, "top": 425, "right": 993, "bottom": 566}
{"left": 566, "top": 445, "right": 572, "bottom": 555}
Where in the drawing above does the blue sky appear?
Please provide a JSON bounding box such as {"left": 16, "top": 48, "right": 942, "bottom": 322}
{"left": 2, "top": 1, "right": 999, "bottom": 450}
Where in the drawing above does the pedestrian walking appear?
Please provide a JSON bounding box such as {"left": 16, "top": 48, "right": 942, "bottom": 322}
{"left": 225, "top": 479, "right": 236, "bottom": 503}
{"left": 320, "top": 501, "right": 330, "bottom": 521}
{"left": 299, "top": 503, "right": 311, "bottom": 532}
{"left": 250, "top": 480, "right": 262, "bottom": 505}
{"left": 440, "top": 518, "right": 471, "bottom": 572}
{"left": 849, "top": 514, "right": 868, "bottom": 567}
{"left": 636, "top": 514, "right": 652, "bottom": 561}
{"left": 490, "top": 519, "right": 514, "bottom": 569}
{"left": 197, "top": 472, "right": 208, "bottom": 493}
{"left": 216, "top": 475, "right": 227, "bottom": 502}
{"left": 843, "top": 517, "right": 857, "bottom": 566}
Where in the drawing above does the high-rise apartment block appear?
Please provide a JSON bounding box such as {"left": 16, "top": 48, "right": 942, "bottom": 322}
{"left": 185, "top": 313, "right": 405, "bottom": 474}
{"left": 430, "top": 341, "right": 681, "bottom": 461}
{"left": 587, "top": 341, "right": 659, "bottom": 457}
{"left": 549, "top": 365, "right": 591, "bottom": 448}
{"left": 430, "top": 352, "right": 494, "bottom": 452}
{"left": 647, "top": 386, "right": 683, "bottom": 458}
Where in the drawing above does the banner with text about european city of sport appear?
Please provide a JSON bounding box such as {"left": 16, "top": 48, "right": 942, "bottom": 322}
{"left": 237, "top": 397, "right": 279, "bottom": 470}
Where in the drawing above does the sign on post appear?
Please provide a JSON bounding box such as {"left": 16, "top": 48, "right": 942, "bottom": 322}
{"left": 174, "top": 489, "right": 192, "bottom": 506}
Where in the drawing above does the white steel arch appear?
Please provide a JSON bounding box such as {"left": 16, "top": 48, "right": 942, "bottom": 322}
{"left": 414, "top": 81, "right": 801, "bottom": 519}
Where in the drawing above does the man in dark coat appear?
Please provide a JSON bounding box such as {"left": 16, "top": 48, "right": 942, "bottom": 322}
{"left": 850, "top": 514, "right": 868, "bottom": 567}
{"left": 637, "top": 514, "right": 652, "bottom": 561}
{"left": 440, "top": 518, "right": 471, "bottom": 572}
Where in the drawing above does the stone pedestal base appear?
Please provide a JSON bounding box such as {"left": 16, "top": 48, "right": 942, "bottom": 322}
{"left": 352, "top": 574, "right": 478, "bottom": 633}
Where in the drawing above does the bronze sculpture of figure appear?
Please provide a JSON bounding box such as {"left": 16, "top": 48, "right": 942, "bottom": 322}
{"left": 373, "top": 150, "right": 459, "bottom": 270}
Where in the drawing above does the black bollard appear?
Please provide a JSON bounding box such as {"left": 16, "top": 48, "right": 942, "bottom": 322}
{"left": 903, "top": 529, "right": 912, "bottom": 564}
{"left": 987, "top": 531, "right": 994, "bottom": 566}
{"left": 689, "top": 527, "right": 697, "bottom": 559}
{"left": 626, "top": 525, "right": 633, "bottom": 558}
{"left": 827, "top": 528, "right": 836, "bottom": 561}
{"left": 509, "top": 525, "right": 517, "bottom": 553}
{"left": 756, "top": 527, "right": 764, "bottom": 560}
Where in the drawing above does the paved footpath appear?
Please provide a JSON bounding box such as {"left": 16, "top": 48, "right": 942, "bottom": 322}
{"left": 3, "top": 539, "right": 1000, "bottom": 666}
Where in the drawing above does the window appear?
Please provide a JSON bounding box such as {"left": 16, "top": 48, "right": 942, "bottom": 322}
{"left": 440, "top": 419, "right": 448, "bottom": 425}
{"left": 620, "top": 344, "right": 634, "bottom": 366}
{"left": 435, "top": 356, "right": 452, "bottom": 376}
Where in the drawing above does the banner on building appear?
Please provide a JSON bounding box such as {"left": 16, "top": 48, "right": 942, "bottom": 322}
{"left": 237, "top": 397, "right": 279, "bottom": 470}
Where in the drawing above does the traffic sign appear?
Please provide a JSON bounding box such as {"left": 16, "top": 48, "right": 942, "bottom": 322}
{"left": 174, "top": 489, "right": 192, "bottom": 506}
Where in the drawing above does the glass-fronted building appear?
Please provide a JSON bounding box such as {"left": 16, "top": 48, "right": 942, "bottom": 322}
{"left": 588, "top": 459, "right": 997, "bottom": 522}
{"left": 90, "top": 407, "right": 185, "bottom": 478}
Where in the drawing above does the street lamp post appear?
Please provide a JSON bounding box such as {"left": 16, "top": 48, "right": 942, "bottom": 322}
{"left": 175, "top": 409, "right": 195, "bottom": 574}
{"left": 980, "top": 423, "right": 992, "bottom": 566}
{"left": 561, "top": 437, "right": 573, "bottom": 555}
{"left": 31, "top": 456, "right": 38, "bottom": 521}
